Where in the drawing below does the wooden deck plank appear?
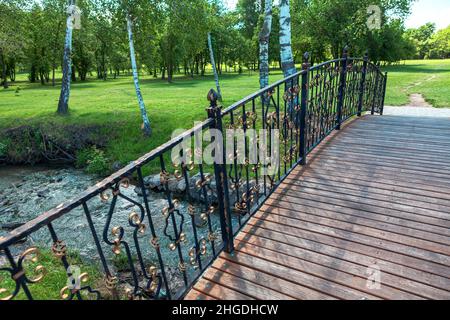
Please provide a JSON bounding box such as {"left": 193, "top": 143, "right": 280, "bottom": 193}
{"left": 274, "top": 182, "right": 450, "bottom": 220}
{"left": 191, "top": 278, "right": 253, "bottom": 300}
{"left": 211, "top": 257, "right": 336, "bottom": 300}
{"left": 284, "top": 173, "right": 450, "bottom": 204}
{"left": 219, "top": 251, "right": 378, "bottom": 300}
{"left": 202, "top": 266, "right": 295, "bottom": 300}
{"left": 260, "top": 203, "right": 450, "bottom": 247}
{"left": 185, "top": 115, "right": 450, "bottom": 300}
{"left": 184, "top": 289, "right": 217, "bottom": 300}
{"left": 235, "top": 228, "right": 450, "bottom": 294}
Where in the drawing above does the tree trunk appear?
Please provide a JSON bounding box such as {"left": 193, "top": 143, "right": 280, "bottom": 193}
{"left": 0, "top": 52, "right": 8, "bottom": 89}
{"left": 57, "top": 0, "right": 74, "bottom": 115}
{"left": 279, "top": 0, "right": 297, "bottom": 78}
{"left": 126, "top": 13, "right": 151, "bottom": 136}
{"left": 167, "top": 62, "right": 173, "bottom": 83}
{"left": 259, "top": 0, "right": 273, "bottom": 89}
{"left": 207, "top": 32, "right": 222, "bottom": 100}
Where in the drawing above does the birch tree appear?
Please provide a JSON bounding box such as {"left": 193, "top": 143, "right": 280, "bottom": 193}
{"left": 208, "top": 32, "right": 222, "bottom": 101}
{"left": 126, "top": 13, "right": 152, "bottom": 136}
{"left": 57, "top": 0, "right": 77, "bottom": 114}
{"left": 259, "top": 0, "right": 273, "bottom": 89}
{"left": 279, "top": 0, "right": 296, "bottom": 78}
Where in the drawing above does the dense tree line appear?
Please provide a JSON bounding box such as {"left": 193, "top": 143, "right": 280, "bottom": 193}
{"left": 1, "top": 0, "right": 448, "bottom": 89}
{"left": 404, "top": 23, "right": 450, "bottom": 59}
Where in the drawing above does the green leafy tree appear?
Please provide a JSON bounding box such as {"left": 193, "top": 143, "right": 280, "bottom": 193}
{"left": 428, "top": 26, "right": 450, "bottom": 59}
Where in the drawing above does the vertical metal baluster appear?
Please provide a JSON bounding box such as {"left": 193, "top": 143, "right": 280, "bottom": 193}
{"left": 336, "top": 46, "right": 348, "bottom": 130}
{"left": 288, "top": 77, "right": 294, "bottom": 168}
{"left": 180, "top": 162, "right": 203, "bottom": 271}
{"left": 159, "top": 154, "right": 188, "bottom": 287}
{"left": 299, "top": 52, "right": 309, "bottom": 164}
{"left": 321, "top": 64, "right": 331, "bottom": 138}
{"left": 380, "top": 72, "right": 388, "bottom": 115}
{"left": 333, "top": 60, "right": 340, "bottom": 131}
{"left": 101, "top": 184, "right": 141, "bottom": 297}
{"left": 243, "top": 104, "right": 252, "bottom": 215}
{"left": 251, "top": 98, "right": 260, "bottom": 205}
{"left": 313, "top": 68, "right": 320, "bottom": 145}
{"left": 308, "top": 68, "right": 315, "bottom": 149}
{"left": 283, "top": 82, "right": 288, "bottom": 176}
{"left": 136, "top": 167, "right": 171, "bottom": 299}
{"left": 276, "top": 83, "right": 281, "bottom": 182}
{"left": 318, "top": 66, "right": 327, "bottom": 139}
{"left": 197, "top": 163, "right": 216, "bottom": 257}
{"left": 261, "top": 92, "right": 267, "bottom": 197}
{"left": 206, "top": 91, "right": 234, "bottom": 253}
{"left": 294, "top": 75, "right": 300, "bottom": 163}
{"left": 82, "top": 201, "right": 118, "bottom": 299}
{"left": 47, "top": 223, "right": 83, "bottom": 300}
{"left": 229, "top": 110, "right": 242, "bottom": 227}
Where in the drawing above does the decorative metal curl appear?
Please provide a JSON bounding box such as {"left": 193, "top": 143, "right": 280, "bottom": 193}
{"left": 52, "top": 240, "right": 67, "bottom": 258}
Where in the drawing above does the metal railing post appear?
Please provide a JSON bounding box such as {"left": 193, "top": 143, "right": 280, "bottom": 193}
{"left": 206, "top": 89, "right": 234, "bottom": 253}
{"left": 357, "top": 51, "right": 368, "bottom": 117}
{"left": 380, "top": 72, "right": 388, "bottom": 115}
{"left": 299, "top": 52, "right": 309, "bottom": 165}
{"left": 371, "top": 62, "right": 381, "bottom": 115}
{"left": 336, "top": 46, "right": 348, "bottom": 130}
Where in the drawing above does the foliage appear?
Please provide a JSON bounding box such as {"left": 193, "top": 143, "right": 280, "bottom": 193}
{"left": 76, "top": 146, "right": 109, "bottom": 175}
{"left": 2, "top": 0, "right": 441, "bottom": 90}
{"left": 0, "top": 139, "right": 8, "bottom": 157}
{"left": 428, "top": 26, "right": 450, "bottom": 59}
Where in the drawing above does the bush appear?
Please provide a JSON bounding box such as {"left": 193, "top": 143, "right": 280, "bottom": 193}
{"left": 76, "top": 146, "right": 110, "bottom": 175}
{"left": 0, "top": 141, "right": 7, "bottom": 157}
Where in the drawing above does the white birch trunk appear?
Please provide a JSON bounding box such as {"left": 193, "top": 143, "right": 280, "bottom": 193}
{"left": 259, "top": 0, "right": 273, "bottom": 89}
{"left": 57, "top": 0, "right": 74, "bottom": 114}
{"left": 127, "top": 14, "right": 151, "bottom": 136}
{"left": 207, "top": 32, "right": 222, "bottom": 100}
{"left": 279, "top": 0, "right": 297, "bottom": 78}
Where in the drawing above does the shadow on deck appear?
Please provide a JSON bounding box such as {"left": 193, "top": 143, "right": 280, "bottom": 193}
{"left": 185, "top": 114, "right": 450, "bottom": 300}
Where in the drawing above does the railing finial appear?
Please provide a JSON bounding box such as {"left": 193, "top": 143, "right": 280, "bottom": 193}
{"left": 343, "top": 45, "right": 349, "bottom": 57}
{"left": 302, "top": 52, "right": 310, "bottom": 70}
{"left": 207, "top": 89, "right": 219, "bottom": 108}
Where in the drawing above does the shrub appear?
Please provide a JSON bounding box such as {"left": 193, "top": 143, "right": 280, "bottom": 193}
{"left": 0, "top": 141, "right": 7, "bottom": 157}
{"left": 76, "top": 146, "right": 110, "bottom": 175}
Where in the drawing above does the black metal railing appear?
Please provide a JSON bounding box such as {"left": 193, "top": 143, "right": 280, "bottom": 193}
{"left": 0, "top": 48, "right": 387, "bottom": 300}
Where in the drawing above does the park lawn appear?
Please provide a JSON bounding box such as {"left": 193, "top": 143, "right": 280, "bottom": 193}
{"left": 382, "top": 59, "right": 450, "bottom": 107}
{"left": 1, "top": 59, "right": 449, "bottom": 173}
{"left": 0, "top": 70, "right": 284, "bottom": 171}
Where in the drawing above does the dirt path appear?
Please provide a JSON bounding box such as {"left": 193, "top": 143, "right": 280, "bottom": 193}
{"left": 408, "top": 93, "right": 432, "bottom": 107}
{"left": 401, "top": 75, "right": 436, "bottom": 107}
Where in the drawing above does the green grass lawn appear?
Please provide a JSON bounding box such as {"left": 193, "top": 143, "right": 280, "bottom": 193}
{"left": 382, "top": 59, "right": 450, "bottom": 107}
{"left": 0, "top": 59, "right": 448, "bottom": 172}
{"left": 0, "top": 70, "right": 284, "bottom": 170}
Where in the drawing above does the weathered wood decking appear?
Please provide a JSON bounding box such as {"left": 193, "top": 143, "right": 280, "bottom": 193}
{"left": 185, "top": 114, "right": 450, "bottom": 300}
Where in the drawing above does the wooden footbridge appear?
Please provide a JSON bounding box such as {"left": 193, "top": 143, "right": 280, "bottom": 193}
{"left": 2, "top": 52, "right": 449, "bottom": 301}
{"left": 186, "top": 115, "right": 450, "bottom": 300}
